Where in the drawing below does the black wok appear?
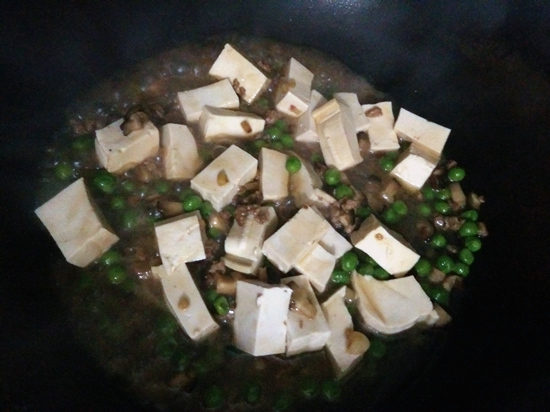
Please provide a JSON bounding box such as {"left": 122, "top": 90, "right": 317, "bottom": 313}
{"left": 2, "top": 1, "right": 550, "bottom": 410}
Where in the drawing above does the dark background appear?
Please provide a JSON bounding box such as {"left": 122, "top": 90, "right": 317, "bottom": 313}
{"left": 1, "top": 1, "right": 550, "bottom": 410}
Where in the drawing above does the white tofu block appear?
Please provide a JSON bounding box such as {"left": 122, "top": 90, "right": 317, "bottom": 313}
{"left": 350, "top": 215, "right": 420, "bottom": 276}
{"left": 307, "top": 188, "right": 336, "bottom": 216}
{"left": 394, "top": 108, "right": 450, "bottom": 157}
{"left": 199, "top": 106, "right": 265, "bottom": 143}
{"left": 312, "top": 99, "right": 363, "bottom": 171}
{"left": 260, "top": 148, "right": 289, "bottom": 201}
{"left": 209, "top": 43, "right": 269, "bottom": 104}
{"left": 361, "top": 102, "right": 400, "bottom": 152}
{"left": 390, "top": 145, "right": 439, "bottom": 192}
{"left": 155, "top": 211, "right": 206, "bottom": 271}
{"left": 294, "top": 243, "right": 336, "bottom": 293}
{"left": 223, "top": 206, "right": 278, "bottom": 274}
{"left": 335, "top": 93, "right": 370, "bottom": 133}
{"left": 234, "top": 280, "right": 292, "bottom": 356}
{"left": 281, "top": 275, "right": 331, "bottom": 356}
{"left": 319, "top": 224, "right": 353, "bottom": 259}
{"left": 95, "top": 118, "right": 159, "bottom": 174}
{"left": 295, "top": 90, "right": 327, "bottom": 142}
{"left": 351, "top": 272, "right": 433, "bottom": 334}
{"left": 35, "top": 178, "right": 119, "bottom": 268}
{"left": 159, "top": 264, "right": 219, "bottom": 341}
{"left": 321, "top": 286, "right": 368, "bottom": 378}
{"left": 262, "top": 206, "right": 331, "bottom": 272}
{"left": 288, "top": 155, "right": 323, "bottom": 207}
{"left": 161, "top": 123, "right": 203, "bottom": 180}
{"left": 177, "top": 79, "right": 240, "bottom": 123}
{"left": 275, "top": 58, "right": 314, "bottom": 117}
{"left": 190, "top": 145, "right": 258, "bottom": 211}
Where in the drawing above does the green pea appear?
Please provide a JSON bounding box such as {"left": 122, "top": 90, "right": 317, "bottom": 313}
{"left": 121, "top": 209, "right": 140, "bottom": 230}
{"left": 285, "top": 156, "right": 302, "bottom": 174}
{"left": 323, "top": 168, "right": 341, "bottom": 186}
{"left": 213, "top": 296, "right": 230, "bottom": 316}
{"left": 273, "top": 119, "right": 287, "bottom": 131}
{"left": 386, "top": 150, "right": 400, "bottom": 160}
{"left": 157, "top": 314, "right": 178, "bottom": 336}
{"left": 459, "top": 248, "right": 475, "bottom": 265}
{"left": 357, "top": 263, "right": 375, "bottom": 276}
{"left": 417, "top": 203, "right": 432, "bottom": 217}
{"left": 273, "top": 392, "right": 293, "bottom": 412}
{"left": 333, "top": 184, "right": 354, "bottom": 200}
{"left": 430, "top": 233, "right": 447, "bottom": 248}
{"left": 280, "top": 133, "right": 294, "bottom": 148}
{"left": 155, "top": 180, "right": 170, "bottom": 194}
{"left": 266, "top": 126, "right": 282, "bottom": 141}
{"left": 110, "top": 195, "right": 126, "bottom": 210}
{"left": 422, "top": 186, "right": 436, "bottom": 201}
{"left": 107, "top": 265, "right": 126, "bottom": 284}
{"left": 434, "top": 201, "right": 451, "bottom": 215}
{"left": 368, "top": 338, "right": 387, "bottom": 359}
{"left": 204, "top": 289, "right": 219, "bottom": 305}
{"left": 461, "top": 210, "right": 478, "bottom": 221}
{"left": 465, "top": 236, "right": 482, "bottom": 252}
{"left": 459, "top": 220, "right": 479, "bottom": 237}
{"left": 99, "top": 249, "right": 121, "bottom": 266}
{"left": 435, "top": 255, "right": 454, "bottom": 274}
{"left": 356, "top": 206, "right": 371, "bottom": 219}
{"left": 321, "top": 380, "right": 341, "bottom": 401}
{"left": 207, "top": 227, "right": 222, "bottom": 239}
{"left": 121, "top": 180, "right": 136, "bottom": 193}
{"left": 203, "top": 385, "right": 224, "bottom": 409}
{"left": 178, "top": 187, "right": 196, "bottom": 202}
{"left": 310, "top": 153, "right": 324, "bottom": 164}
{"left": 331, "top": 270, "right": 350, "bottom": 285}
{"left": 242, "top": 382, "right": 262, "bottom": 405}
{"left": 300, "top": 377, "right": 319, "bottom": 399}
{"left": 392, "top": 200, "right": 408, "bottom": 216}
{"left": 453, "top": 262, "right": 470, "bottom": 277}
{"left": 448, "top": 166, "right": 466, "bottom": 182}
{"left": 255, "top": 97, "right": 269, "bottom": 109}
{"left": 199, "top": 201, "right": 214, "bottom": 218}
{"left": 415, "top": 258, "right": 432, "bottom": 277}
{"left": 157, "top": 337, "right": 177, "bottom": 358}
{"left": 182, "top": 195, "right": 202, "bottom": 212}
{"left": 373, "top": 266, "right": 390, "bottom": 280}
{"left": 436, "top": 187, "right": 452, "bottom": 200}
{"left": 172, "top": 350, "right": 190, "bottom": 371}
{"left": 379, "top": 156, "right": 395, "bottom": 172}
{"left": 422, "top": 283, "right": 450, "bottom": 306}
{"left": 54, "top": 161, "right": 73, "bottom": 181}
{"left": 252, "top": 139, "right": 267, "bottom": 152}
{"left": 93, "top": 170, "right": 117, "bottom": 194}
{"left": 72, "top": 135, "right": 94, "bottom": 152}
{"left": 382, "top": 208, "right": 399, "bottom": 224}
{"left": 270, "top": 141, "right": 284, "bottom": 151}
{"left": 340, "top": 251, "right": 359, "bottom": 272}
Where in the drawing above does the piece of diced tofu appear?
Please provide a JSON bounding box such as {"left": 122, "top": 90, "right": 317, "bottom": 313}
{"left": 223, "top": 206, "right": 278, "bottom": 274}
{"left": 351, "top": 272, "right": 433, "bottom": 334}
{"left": 390, "top": 145, "right": 439, "bottom": 192}
{"left": 158, "top": 263, "right": 219, "bottom": 341}
{"left": 209, "top": 44, "right": 269, "bottom": 104}
{"left": 35, "top": 178, "right": 119, "bottom": 268}
{"left": 312, "top": 99, "right": 363, "bottom": 171}
{"left": 281, "top": 275, "right": 331, "bottom": 356}
{"left": 294, "top": 243, "right": 336, "bottom": 293}
{"left": 288, "top": 154, "right": 323, "bottom": 207}
{"left": 318, "top": 224, "right": 352, "bottom": 259}
{"left": 334, "top": 93, "right": 370, "bottom": 133}
{"left": 361, "top": 102, "right": 400, "bottom": 152}
{"left": 260, "top": 148, "right": 289, "bottom": 201}
{"left": 295, "top": 90, "right": 327, "bottom": 142}
{"left": 161, "top": 123, "right": 203, "bottom": 180}
{"left": 307, "top": 188, "right": 336, "bottom": 217}
{"left": 199, "top": 106, "right": 265, "bottom": 143}
{"left": 350, "top": 215, "right": 420, "bottom": 276}
{"left": 394, "top": 108, "right": 450, "bottom": 157}
{"left": 95, "top": 118, "right": 159, "bottom": 174}
{"left": 233, "top": 280, "right": 292, "bottom": 356}
{"left": 262, "top": 206, "right": 331, "bottom": 272}
{"left": 275, "top": 58, "right": 314, "bottom": 117}
{"left": 321, "top": 286, "right": 369, "bottom": 378}
{"left": 190, "top": 145, "right": 258, "bottom": 211}
{"left": 177, "top": 79, "right": 240, "bottom": 123}
{"left": 155, "top": 211, "right": 206, "bottom": 271}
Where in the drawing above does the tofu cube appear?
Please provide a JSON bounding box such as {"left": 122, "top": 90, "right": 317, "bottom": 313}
{"left": 288, "top": 155, "right": 323, "bottom": 207}
{"left": 294, "top": 243, "right": 337, "bottom": 293}
{"left": 177, "top": 79, "right": 239, "bottom": 123}
{"left": 190, "top": 145, "right": 258, "bottom": 211}
{"left": 275, "top": 58, "right": 314, "bottom": 117}
{"left": 361, "top": 102, "right": 400, "bottom": 152}
{"left": 199, "top": 106, "right": 265, "bottom": 143}
{"left": 390, "top": 145, "right": 439, "bottom": 192}
{"left": 158, "top": 264, "right": 219, "bottom": 341}
{"left": 350, "top": 215, "right": 420, "bottom": 276}
{"left": 260, "top": 148, "right": 289, "bottom": 201}
{"left": 155, "top": 211, "right": 206, "bottom": 271}
{"left": 209, "top": 43, "right": 269, "bottom": 104}
{"left": 351, "top": 272, "right": 433, "bottom": 334}
{"left": 318, "top": 224, "right": 352, "bottom": 259}
{"left": 307, "top": 188, "right": 336, "bottom": 217}
{"left": 295, "top": 90, "right": 327, "bottom": 142}
{"left": 334, "top": 93, "right": 370, "bottom": 133}
{"left": 34, "top": 178, "right": 119, "bottom": 268}
{"left": 234, "top": 280, "right": 292, "bottom": 356}
{"left": 161, "top": 123, "right": 203, "bottom": 180}
{"left": 95, "top": 118, "right": 159, "bottom": 174}
{"left": 281, "top": 275, "right": 331, "bottom": 356}
{"left": 394, "top": 108, "right": 450, "bottom": 157}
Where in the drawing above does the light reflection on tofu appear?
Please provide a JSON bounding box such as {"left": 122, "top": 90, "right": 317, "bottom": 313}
{"left": 177, "top": 79, "right": 240, "bottom": 123}
{"left": 199, "top": 106, "right": 265, "bottom": 143}
{"left": 275, "top": 58, "right": 314, "bottom": 117}
{"left": 390, "top": 145, "right": 439, "bottom": 192}
{"left": 161, "top": 123, "right": 203, "bottom": 180}
{"left": 394, "top": 108, "right": 450, "bottom": 157}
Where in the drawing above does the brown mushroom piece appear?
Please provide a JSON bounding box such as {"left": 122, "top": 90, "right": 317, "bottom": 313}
{"left": 120, "top": 111, "right": 150, "bottom": 136}
{"left": 287, "top": 281, "right": 317, "bottom": 319}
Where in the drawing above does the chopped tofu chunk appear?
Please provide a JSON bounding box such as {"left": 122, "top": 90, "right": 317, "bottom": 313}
{"left": 390, "top": 145, "right": 439, "bottom": 192}
{"left": 307, "top": 188, "right": 336, "bottom": 216}
{"left": 351, "top": 272, "right": 433, "bottom": 334}
{"left": 158, "top": 264, "right": 219, "bottom": 341}
{"left": 260, "top": 148, "right": 289, "bottom": 201}
{"left": 262, "top": 206, "right": 331, "bottom": 272}
{"left": 223, "top": 206, "right": 278, "bottom": 274}
{"left": 350, "top": 215, "right": 419, "bottom": 276}
{"left": 234, "top": 280, "right": 292, "bottom": 356}
{"left": 394, "top": 108, "right": 450, "bottom": 157}
{"left": 281, "top": 275, "right": 331, "bottom": 356}
{"left": 95, "top": 118, "right": 159, "bottom": 174}
{"left": 190, "top": 145, "right": 258, "bottom": 211}
{"left": 294, "top": 243, "right": 336, "bottom": 293}
{"left": 361, "top": 102, "right": 400, "bottom": 152}
{"left": 288, "top": 155, "right": 323, "bottom": 207}
{"left": 34, "top": 178, "right": 119, "bottom": 268}
{"left": 275, "top": 58, "right": 314, "bottom": 117}
{"left": 334, "top": 93, "right": 370, "bottom": 133}
{"left": 155, "top": 211, "right": 206, "bottom": 271}
{"left": 318, "top": 224, "right": 352, "bottom": 258}
{"left": 295, "top": 90, "right": 327, "bottom": 142}
{"left": 161, "top": 123, "right": 203, "bottom": 180}
{"left": 177, "top": 79, "right": 240, "bottom": 123}
{"left": 199, "top": 106, "right": 265, "bottom": 143}
{"left": 321, "top": 286, "right": 369, "bottom": 378}
{"left": 312, "top": 99, "right": 363, "bottom": 171}
{"left": 209, "top": 43, "right": 269, "bottom": 104}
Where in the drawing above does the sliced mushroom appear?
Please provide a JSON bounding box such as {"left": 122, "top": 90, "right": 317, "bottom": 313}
{"left": 121, "top": 111, "right": 149, "bottom": 136}
{"left": 345, "top": 329, "right": 370, "bottom": 355}
{"left": 216, "top": 272, "right": 243, "bottom": 296}
{"left": 449, "top": 182, "right": 467, "bottom": 209}
{"left": 157, "top": 199, "right": 184, "bottom": 217}
{"left": 208, "top": 212, "right": 231, "bottom": 234}
{"left": 288, "top": 281, "right": 317, "bottom": 319}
